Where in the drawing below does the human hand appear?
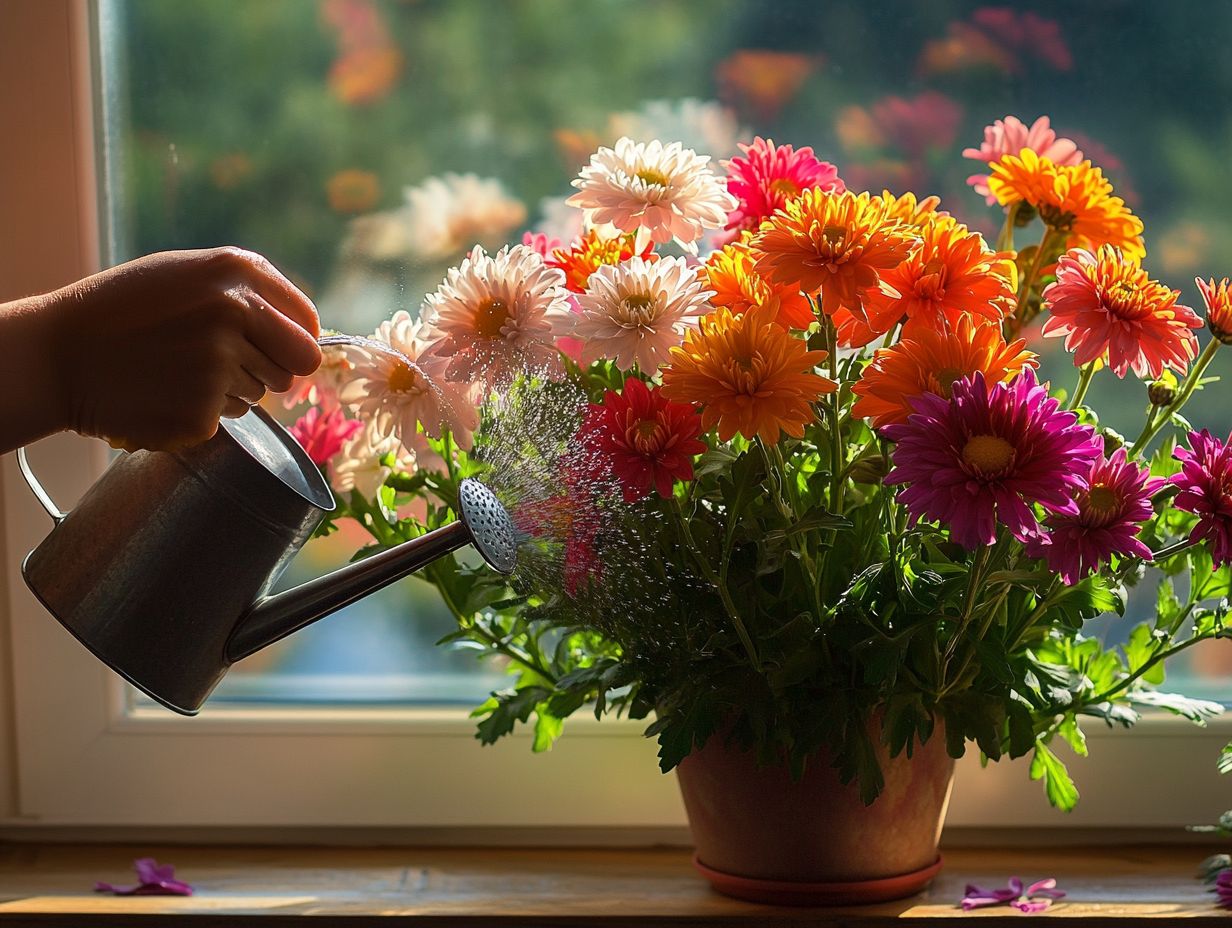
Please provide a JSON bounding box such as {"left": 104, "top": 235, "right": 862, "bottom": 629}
{"left": 43, "top": 247, "right": 321, "bottom": 452}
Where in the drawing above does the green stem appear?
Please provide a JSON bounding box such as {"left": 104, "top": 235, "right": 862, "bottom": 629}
{"left": 1087, "top": 635, "right": 1207, "bottom": 706}
{"left": 1151, "top": 538, "right": 1196, "bottom": 562}
{"left": 1068, "top": 361, "right": 1097, "bottom": 410}
{"left": 1011, "top": 226, "right": 1058, "bottom": 336}
{"left": 996, "top": 202, "right": 1021, "bottom": 253}
{"left": 1128, "top": 339, "right": 1222, "bottom": 457}
{"left": 672, "top": 497, "right": 761, "bottom": 671}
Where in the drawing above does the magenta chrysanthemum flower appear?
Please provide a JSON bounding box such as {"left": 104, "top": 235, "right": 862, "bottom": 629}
{"left": 721, "top": 136, "right": 844, "bottom": 237}
{"left": 1172, "top": 430, "right": 1232, "bottom": 566}
{"left": 1027, "top": 443, "right": 1163, "bottom": 582}
{"left": 884, "top": 370, "right": 1100, "bottom": 549}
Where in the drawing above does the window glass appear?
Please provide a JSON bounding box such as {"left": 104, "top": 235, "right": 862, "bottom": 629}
{"left": 103, "top": 0, "right": 1232, "bottom": 705}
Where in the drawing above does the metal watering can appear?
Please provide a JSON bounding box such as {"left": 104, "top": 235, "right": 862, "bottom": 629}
{"left": 16, "top": 407, "right": 517, "bottom": 715}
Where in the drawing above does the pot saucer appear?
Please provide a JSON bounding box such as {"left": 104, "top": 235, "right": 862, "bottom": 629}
{"left": 693, "top": 854, "right": 943, "bottom": 906}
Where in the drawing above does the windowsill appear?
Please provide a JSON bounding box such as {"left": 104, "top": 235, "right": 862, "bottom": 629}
{"left": 0, "top": 844, "right": 1222, "bottom": 923}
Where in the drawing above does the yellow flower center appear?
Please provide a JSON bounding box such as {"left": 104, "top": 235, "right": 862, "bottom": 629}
{"left": 636, "top": 168, "right": 670, "bottom": 187}
{"left": 1086, "top": 484, "right": 1119, "bottom": 515}
{"left": 769, "top": 178, "right": 800, "bottom": 198}
{"left": 961, "top": 434, "right": 1015, "bottom": 476}
{"left": 928, "top": 367, "right": 965, "bottom": 399}
{"left": 622, "top": 293, "right": 659, "bottom": 324}
{"left": 387, "top": 360, "right": 424, "bottom": 394}
{"left": 632, "top": 418, "right": 664, "bottom": 452}
{"left": 474, "top": 298, "right": 510, "bottom": 338}
{"left": 821, "top": 224, "right": 847, "bottom": 245}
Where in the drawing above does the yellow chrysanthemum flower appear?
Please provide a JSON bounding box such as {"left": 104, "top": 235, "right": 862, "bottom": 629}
{"left": 987, "top": 148, "right": 1145, "bottom": 259}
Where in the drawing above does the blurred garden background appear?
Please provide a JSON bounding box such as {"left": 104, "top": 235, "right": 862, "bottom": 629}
{"left": 100, "top": 0, "right": 1232, "bottom": 705}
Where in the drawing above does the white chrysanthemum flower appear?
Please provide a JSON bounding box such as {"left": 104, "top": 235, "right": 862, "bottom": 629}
{"left": 331, "top": 421, "right": 414, "bottom": 501}
{"left": 565, "top": 137, "right": 738, "bottom": 253}
{"left": 607, "top": 99, "right": 744, "bottom": 162}
{"left": 567, "top": 256, "right": 714, "bottom": 373}
{"left": 420, "top": 244, "right": 572, "bottom": 387}
{"left": 337, "top": 311, "right": 480, "bottom": 450}
{"left": 404, "top": 173, "right": 527, "bottom": 260}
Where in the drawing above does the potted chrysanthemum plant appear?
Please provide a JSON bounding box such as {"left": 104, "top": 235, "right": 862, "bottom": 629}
{"left": 288, "top": 123, "right": 1231, "bottom": 904}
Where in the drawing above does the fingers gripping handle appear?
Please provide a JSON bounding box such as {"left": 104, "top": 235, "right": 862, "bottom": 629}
{"left": 16, "top": 447, "right": 67, "bottom": 523}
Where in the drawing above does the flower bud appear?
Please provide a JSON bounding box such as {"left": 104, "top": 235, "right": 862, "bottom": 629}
{"left": 1100, "top": 427, "right": 1125, "bottom": 454}
{"left": 1148, "top": 371, "right": 1178, "bottom": 407}
{"left": 849, "top": 454, "right": 888, "bottom": 484}
{"left": 1198, "top": 277, "right": 1232, "bottom": 345}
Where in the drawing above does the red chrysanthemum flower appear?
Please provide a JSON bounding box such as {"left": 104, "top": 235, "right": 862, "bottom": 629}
{"left": 1027, "top": 443, "right": 1163, "bottom": 583}
{"left": 1042, "top": 246, "right": 1202, "bottom": 379}
{"left": 883, "top": 370, "right": 1100, "bottom": 549}
{"left": 581, "top": 377, "right": 707, "bottom": 502}
{"left": 721, "top": 136, "right": 845, "bottom": 236}
{"left": 1172, "top": 430, "right": 1232, "bottom": 567}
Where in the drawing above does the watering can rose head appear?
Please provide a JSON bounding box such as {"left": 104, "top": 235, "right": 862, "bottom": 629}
{"left": 26, "top": 126, "right": 1229, "bottom": 809}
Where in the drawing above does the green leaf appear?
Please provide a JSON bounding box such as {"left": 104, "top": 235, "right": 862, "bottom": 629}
{"left": 1056, "top": 715, "right": 1088, "bottom": 757}
{"left": 472, "top": 686, "right": 552, "bottom": 745}
{"left": 1030, "top": 739, "right": 1080, "bottom": 811}
{"left": 1128, "top": 690, "right": 1223, "bottom": 724}
{"left": 1219, "top": 742, "right": 1232, "bottom": 775}
{"left": 532, "top": 711, "right": 564, "bottom": 752}
{"left": 1123, "top": 623, "right": 1166, "bottom": 686}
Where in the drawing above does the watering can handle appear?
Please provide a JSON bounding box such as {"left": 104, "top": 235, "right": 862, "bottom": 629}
{"left": 16, "top": 447, "right": 67, "bottom": 523}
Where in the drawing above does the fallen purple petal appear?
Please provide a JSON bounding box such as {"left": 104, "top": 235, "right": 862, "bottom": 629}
{"left": 1215, "top": 869, "right": 1232, "bottom": 909}
{"left": 94, "top": 858, "right": 194, "bottom": 896}
{"left": 961, "top": 876, "right": 1064, "bottom": 913}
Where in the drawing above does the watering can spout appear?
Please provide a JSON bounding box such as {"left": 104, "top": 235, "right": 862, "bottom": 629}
{"left": 226, "top": 479, "right": 518, "bottom": 662}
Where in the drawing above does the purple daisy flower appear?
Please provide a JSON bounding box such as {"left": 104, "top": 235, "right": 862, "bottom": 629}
{"left": 1172, "top": 430, "right": 1232, "bottom": 566}
{"left": 1027, "top": 441, "right": 1164, "bottom": 583}
{"left": 884, "top": 370, "right": 1100, "bottom": 549}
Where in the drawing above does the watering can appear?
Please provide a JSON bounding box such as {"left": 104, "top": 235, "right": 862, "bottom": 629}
{"left": 16, "top": 406, "right": 517, "bottom": 715}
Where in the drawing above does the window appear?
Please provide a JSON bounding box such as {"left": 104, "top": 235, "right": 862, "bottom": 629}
{"left": 1, "top": 0, "right": 1230, "bottom": 833}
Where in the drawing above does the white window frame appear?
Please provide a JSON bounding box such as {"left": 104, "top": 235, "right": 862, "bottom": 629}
{"left": 0, "top": 0, "right": 1229, "bottom": 837}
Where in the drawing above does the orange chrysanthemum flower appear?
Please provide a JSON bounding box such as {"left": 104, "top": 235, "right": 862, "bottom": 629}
{"left": 661, "top": 302, "right": 836, "bottom": 443}
{"left": 835, "top": 216, "right": 1017, "bottom": 347}
{"left": 852, "top": 316, "right": 1038, "bottom": 428}
{"left": 750, "top": 189, "right": 917, "bottom": 321}
{"left": 987, "top": 148, "right": 1145, "bottom": 259}
{"left": 1197, "top": 277, "right": 1232, "bottom": 345}
{"left": 548, "top": 229, "right": 654, "bottom": 293}
{"left": 706, "top": 235, "right": 815, "bottom": 329}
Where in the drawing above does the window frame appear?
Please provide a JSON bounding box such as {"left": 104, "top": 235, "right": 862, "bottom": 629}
{"left": 0, "top": 0, "right": 1229, "bottom": 835}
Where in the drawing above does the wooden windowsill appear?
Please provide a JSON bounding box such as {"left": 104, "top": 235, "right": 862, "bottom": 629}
{"left": 0, "top": 843, "right": 1223, "bottom": 925}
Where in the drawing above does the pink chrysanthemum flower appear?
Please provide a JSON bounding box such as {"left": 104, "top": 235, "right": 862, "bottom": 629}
{"left": 1027, "top": 442, "right": 1164, "bottom": 583}
{"left": 963, "top": 115, "right": 1082, "bottom": 205}
{"left": 1172, "top": 430, "right": 1232, "bottom": 567}
{"left": 883, "top": 370, "right": 1100, "bottom": 549}
{"left": 420, "top": 244, "right": 573, "bottom": 388}
{"left": 289, "top": 406, "right": 363, "bottom": 467}
{"left": 566, "top": 137, "right": 737, "bottom": 253}
{"left": 567, "top": 256, "right": 714, "bottom": 374}
{"left": 341, "top": 310, "right": 480, "bottom": 450}
{"left": 521, "top": 230, "right": 562, "bottom": 258}
{"left": 720, "top": 136, "right": 845, "bottom": 237}
{"left": 1041, "top": 246, "right": 1201, "bottom": 379}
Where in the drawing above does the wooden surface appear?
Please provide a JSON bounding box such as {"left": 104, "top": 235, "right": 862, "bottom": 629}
{"left": 0, "top": 843, "right": 1223, "bottom": 925}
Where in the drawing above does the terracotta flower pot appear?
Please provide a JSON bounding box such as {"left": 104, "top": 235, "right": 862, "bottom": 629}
{"left": 675, "top": 727, "right": 954, "bottom": 905}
